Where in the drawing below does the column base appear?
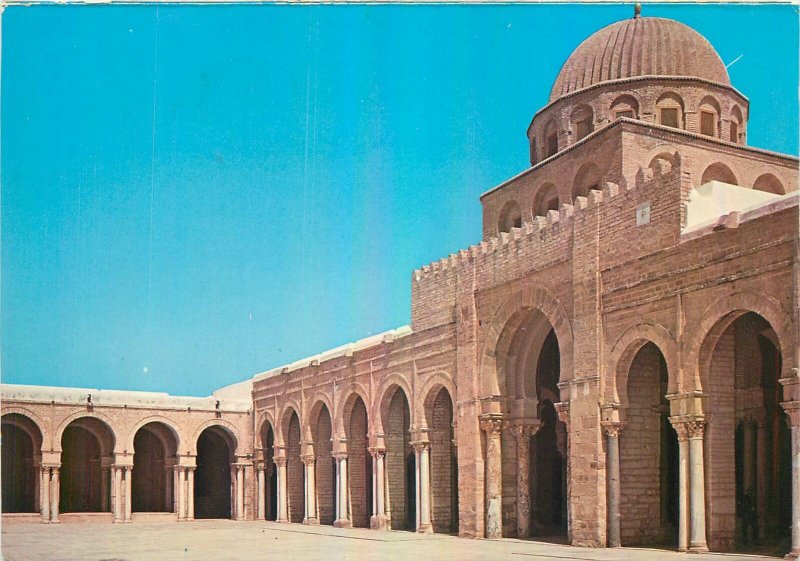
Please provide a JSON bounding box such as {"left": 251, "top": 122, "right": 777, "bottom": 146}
{"left": 303, "top": 518, "right": 320, "bottom": 526}
{"left": 49, "top": 520, "right": 60, "bottom": 525}
{"left": 277, "top": 518, "right": 291, "bottom": 524}
{"left": 333, "top": 519, "right": 352, "bottom": 528}
{"left": 784, "top": 550, "right": 800, "bottom": 560}
{"left": 688, "top": 544, "right": 709, "bottom": 553}
{"left": 417, "top": 523, "right": 433, "bottom": 534}
{"left": 370, "top": 514, "right": 388, "bottom": 530}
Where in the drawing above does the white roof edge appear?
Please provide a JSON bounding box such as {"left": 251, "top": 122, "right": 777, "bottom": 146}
{"left": 252, "top": 325, "right": 413, "bottom": 383}
{"left": 0, "top": 383, "right": 251, "bottom": 411}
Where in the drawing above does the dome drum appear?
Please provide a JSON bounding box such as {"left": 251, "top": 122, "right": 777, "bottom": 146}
{"left": 528, "top": 77, "right": 748, "bottom": 165}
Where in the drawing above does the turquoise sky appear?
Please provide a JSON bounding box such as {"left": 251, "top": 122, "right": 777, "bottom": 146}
{"left": 3, "top": 3, "right": 798, "bottom": 397}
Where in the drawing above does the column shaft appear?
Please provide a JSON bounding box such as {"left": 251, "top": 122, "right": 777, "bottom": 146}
{"left": 257, "top": 467, "right": 266, "bottom": 520}
{"left": 304, "top": 458, "right": 317, "bottom": 524}
{"left": 177, "top": 467, "right": 186, "bottom": 521}
{"left": 187, "top": 467, "right": 195, "bottom": 520}
{"left": 514, "top": 425, "right": 535, "bottom": 539}
{"left": 688, "top": 421, "right": 708, "bottom": 552}
{"left": 480, "top": 417, "right": 503, "bottom": 539}
{"left": 334, "top": 456, "right": 350, "bottom": 527}
{"left": 418, "top": 444, "right": 432, "bottom": 533}
{"left": 276, "top": 459, "right": 289, "bottom": 522}
{"left": 236, "top": 465, "right": 245, "bottom": 520}
{"left": 604, "top": 424, "right": 622, "bottom": 548}
{"left": 40, "top": 467, "right": 50, "bottom": 523}
{"left": 124, "top": 467, "right": 132, "bottom": 522}
{"left": 790, "top": 424, "right": 800, "bottom": 558}
{"left": 50, "top": 468, "right": 60, "bottom": 523}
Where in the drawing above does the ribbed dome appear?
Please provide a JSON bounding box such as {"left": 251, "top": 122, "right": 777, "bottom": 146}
{"left": 550, "top": 17, "right": 729, "bottom": 102}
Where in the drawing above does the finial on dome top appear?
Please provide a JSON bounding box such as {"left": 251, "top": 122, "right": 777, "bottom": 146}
{"left": 634, "top": 3, "right": 642, "bottom": 18}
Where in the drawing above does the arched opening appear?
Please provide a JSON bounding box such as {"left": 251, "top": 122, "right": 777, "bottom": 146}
{"left": 531, "top": 330, "right": 567, "bottom": 540}
{"left": 60, "top": 417, "right": 115, "bottom": 513}
{"left": 194, "top": 426, "right": 233, "bottom": 519}
{"left": 543, "top": 120, "right": 558, "bottom": 159}
{"left": 261, "top": 422, "right": 278, "bottom": 521}
{"left": 619, "top": 343, "right": 679, "bottom": 546}
{"left": 286, "top": 411, "right": 304, "bottom": 523}
{"left": 656, "top": 92, "right": 684, "bottom": 130}
{"left": 1, "top": 414, "right": 41, "bottom": 513}
{"left": 132, "top": 422, "right": 178, "bottom": 512}
{"left": 383, "top": 387, "right": 413, "bottom": 530}
{"left": 570, "top": 104, "right": 594, "bottom": 141}
{"left": 532, "top": 183, "right": 559, "bottom": 218}
{"left": 493, "top": 305, "right": 568, "bottom": 541}
{"left": 753, "top": 173, "right": 785, "bottom": 195}
{"left": 346, "top": 396, "right": 371, "bottom": 528}
{"left": 702, "top": 311, "right": 791, "bottom": 555}
{"left": 312, "top": 405, "right": 335, "bottom": 525}
{"left": 428, "top": 388, "right": 458, "bottom": 534}
{"left": 730, "top": 106, "right": 744, "bottom": 143}
{"left": 648, "top": 152, "right": 677, "bottom": 174}
{"left": 699, "top": 96, "right": 721, "bottom": 137}
{"left": 572, "top": 162, "right": 602, "bottom": 201}
{"left": 497, "top": 200, "right": 522, "bottom": 234}
{"left": 610, "top": 95, "right": 639, "bottom": 120}
{"left": 701, "top": 162, "right": 738, "bottom": 186}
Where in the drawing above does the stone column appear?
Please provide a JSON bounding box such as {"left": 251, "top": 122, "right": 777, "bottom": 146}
{"left": 177, "top": 466, "right": 186, "bottom": 521}
{"left": 165, "top": 465, "right": 173, "bottom": 512}
{"left": 50, "top": 467, "right": 60, "bottom": 523}
{"left": 512, "top": 423, "right": 539, "bottom": 539}
{"left": 100, "top": 465, "right": 109, "bottom": 512}
{"left": 413, "top": 441, "right": 433, "bottom": 534}
{"left": 687, "top": 418, "right": 708, "bottom": 552}
{"left": 172, "top": 466, "right": 180, "bottom": 515}
{"left": 333, "top": 453, "right": 351, "bottom": 528}
{"left": 257, "top": 465, "right": 266, "bottom": 520}
{"left": 756, "top": 415, "right": 768, "bottom": 542}
{"left": 669, "top": 419, "right": 690, "bottom": 552}
{"left": 124, "top": 466, "right": 133, "bottom": 522}
{"left": 369, "top": 448, "right": 387, "bottom": 529}
{"left": 555, "top": 401, "right": 571, "bottom": 541}
{"left": 34, "top": 462, "right": 41, "bottom": 515}
{"left": 40, "top": 466, "right": 50, "bottom": 523}
{"left": 480, "top": 415, "right": 504, "bottom": 539}
{"left": 112, "top": 466, "right": 122, "bottom": 522}
{"left": 602, "top": 422, "right": 625, "bottom": 548}
{"left": 275, "top": 457, "right": 289, "bottom": 523}
{"left": 236, "top": 465, "right": 245, "bottom": 520}
{"left": 302, "top": 455, "right": 318, "bottom": 525}
{"left": 782, "top": 404, "right": 800, "bottom": 559}
{"left": 187, "top": 467, "right": 195, "bottom": 521}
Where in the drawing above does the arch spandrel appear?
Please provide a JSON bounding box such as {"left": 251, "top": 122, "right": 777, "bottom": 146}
{"left": 53, "top": 410, "right": 122, "bottom": 455}
{"left": 124, "top": 415, "right": 183, "bottom": 456}
{"left": 334, "top": 384, "right": 370, "bottom": 443}
{"left": 188, "top": 418, "right": 242, "bottom": 458}
{"left": 418, "top": 372, "right": 457, "bottom": 430}
{"left": 1, "top": 407, "right": 48, "bottom": 452}
{"left": 375, "top": 374, "right": 414, "bottom": 435}
{"left": 605, "top": 322, "right": 678, "bottom": 405}
{"left": 685, "top": 289, "right": 795, "bottom": 394}
{"left": 479, "top": 284, "right": 574, "bottom": 408}
{"left": 276, "top": 399, "right": 303, "bottom": 448}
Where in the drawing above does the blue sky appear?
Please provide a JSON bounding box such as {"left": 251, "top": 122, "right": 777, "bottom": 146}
{"left": 3, "top": 3, "right": 797, "bottom": 397}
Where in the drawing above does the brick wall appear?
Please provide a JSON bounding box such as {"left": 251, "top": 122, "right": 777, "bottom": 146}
{"left": 385, "top": 390, "right": 411, "bottom": 530}
{"left": 315, "top": 408, "right": 334, "bottom": 525}
{"left": 348, "top": 399, "right": 370, "bottom": 528}
{"left": 620, "top": 343, "right": 664, "bottom": 545}
{"left": 287, "top": 413, "right": 304, "bottom": 523}
{"left": 429, "top": 388, "right": 455, "bottom": 533}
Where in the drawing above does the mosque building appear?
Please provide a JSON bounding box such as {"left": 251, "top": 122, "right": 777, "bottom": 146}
{"left": 3, "top": 9, "right": 799, "bottom": 558}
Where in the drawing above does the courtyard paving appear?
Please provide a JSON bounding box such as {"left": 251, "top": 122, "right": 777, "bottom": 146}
{"left": 0, "top": 520, "right": 784, "bottom": 561}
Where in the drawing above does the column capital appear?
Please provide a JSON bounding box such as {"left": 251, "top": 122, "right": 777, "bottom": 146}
{"left": 332, "top": 451, "right": 348, "bottom": 461}
{"left": 780, "top": 401, "right": 800, "bottom": 427}
{"left": 511, "top": 421, "right": 541, "bottom": 440}
{"left": 478, "top": 414, "right": 505, "bottom": 435}
{"left": 554, "top": 401, "right": 570, "bottom": 425}
{"left": 41, "top": 463, "right": 61, "bottom": 470}
{"left": 367, "top": 446, "right": 386, "bottom": 459}
{"left": 410, "top": 441, "right": 430, "bottom": 453}
{"left": 301, "top": 454, "right": 316, "bottom": 466}
{"left": 685, "top": 417, "right": 707, "bottom": 439}
{"left": 274, "top": 457, "right": 288, "bottom": 468}
{"left": 601, "top": 421, "right": 626, "bottom": 438}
